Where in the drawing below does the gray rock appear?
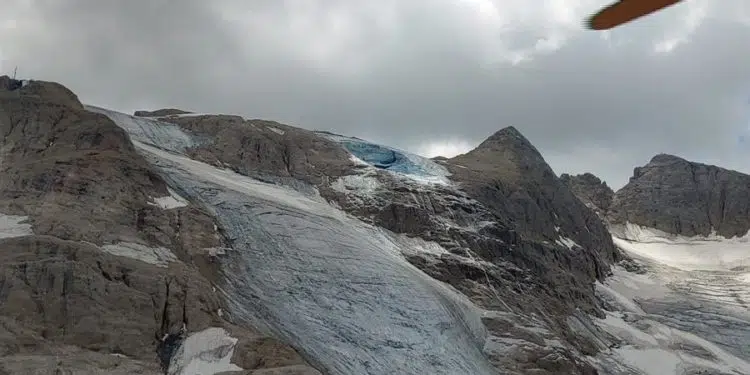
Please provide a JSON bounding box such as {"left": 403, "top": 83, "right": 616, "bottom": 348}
{"left": 134, "top": 108, "right": 193, "bottom": 117}
{"left": 560, "top": 173, "right": 614, "bottom": 217}
{"left": 608, "top": 153, "right": 750, "bottom": 237}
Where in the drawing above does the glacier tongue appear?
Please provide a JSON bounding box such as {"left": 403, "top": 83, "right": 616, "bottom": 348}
{"left": 98, "top": 109, "right": 496, "bottom": 375}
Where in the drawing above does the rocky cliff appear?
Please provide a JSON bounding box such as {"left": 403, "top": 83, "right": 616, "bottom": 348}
{"left": 0, "top": 77, "right": 319, "bottom": 374}
{"left": 608, "top": 153, "right": 750, "bottom": 238}
{"left": 560, "top": 173, "right": 614, "bottom": 217}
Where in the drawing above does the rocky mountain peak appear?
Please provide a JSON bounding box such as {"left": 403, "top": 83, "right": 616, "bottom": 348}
{"left": 609, "top": 154, "right": 750, "bottom": 238}
{"left": 0, "top": 75, "right": 83, "bottom": 110}
{"left": 473, "top": 126, "right": 543, "bottom": 158}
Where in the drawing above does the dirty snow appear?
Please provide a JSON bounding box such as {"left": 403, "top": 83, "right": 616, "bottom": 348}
{"left": 330, "top": 172, "right": 381, "bottom": 195}
{"left": 151, "top": 188, "right": 189, "bottom": 209}
{"left": 167, "top": 327, "right": 243, "bottom": 375}
{"left": 611, "top": 222, "right": 750, "bottom": 271}
{"left": 268, "top": 126, "right": 285, "bottom": 135}
{"left": 101, "top": 242, "right": 178, "bottom": 267}
{"left": 591, "top": 277, "right": 750, "bottom": 375}
{"left": 0, "top": 214, "right": 32, "bottom": 239}
{"left": 590, "top": 221, "right": 750, "bottom": 374}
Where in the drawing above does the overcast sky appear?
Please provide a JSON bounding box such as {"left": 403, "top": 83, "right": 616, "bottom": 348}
{"left": 2, "top": 0, "right": 750, "bottom": 188}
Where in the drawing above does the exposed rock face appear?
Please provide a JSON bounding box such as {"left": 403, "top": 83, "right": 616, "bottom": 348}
{"left": 608, "top": 153, "right": 750, "bottom": 237}
{"left": 445, "top": 127, "right": 619, "bottom": 270}
{"left": 560, "top": 172, "right": 614, "bottom": 216}
{"left": 135, "top": 108, "right": 193, "bottom": 117}
{"left": 160, "top": 115, "right": 355, "bottom": 187}
{"left": 0, "top": 78, "right": 318, "bottom": 374}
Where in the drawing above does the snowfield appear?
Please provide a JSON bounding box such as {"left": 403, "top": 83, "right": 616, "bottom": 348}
{"left": 591, "top": 222, "right": 750, "bottom": 374}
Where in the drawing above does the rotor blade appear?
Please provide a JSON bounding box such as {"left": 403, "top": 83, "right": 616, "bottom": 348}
{"left": 586, "top": 0, "right": 684, "bottom": 30}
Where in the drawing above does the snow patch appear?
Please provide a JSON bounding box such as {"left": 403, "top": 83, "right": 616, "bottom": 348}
{"left": 330, "top": 172, "right": 381, "bottom": 195}
{"left": 611, "top": 223, "right": 750, "bottom": 271}
{"left": 0, "top": 214, "right": 32, "bottom": 239}
{"left": 101, "top": 242, "right": 178, "bottom": 267}
{"left": 555, "top": 236, "right": 579, "bottom": 250}
{"left": 167, "top": 327, "right": 243, "bottom": 375}
{"left": 151, "top": 188, "right": 189, "bottom": 209}
{"left": 268, "top": 126, "right": 285, "bottom": 135}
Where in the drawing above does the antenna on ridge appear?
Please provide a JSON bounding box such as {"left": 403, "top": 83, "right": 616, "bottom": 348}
{"left": 12, "top": 66, "right": 17, "bottom": 80}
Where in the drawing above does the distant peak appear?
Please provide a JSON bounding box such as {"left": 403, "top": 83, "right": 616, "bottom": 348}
{"left": 648, "top": 154, "right": 687, "bottom": 165}
{"left": 475, "top": 126, "right": 534, "bottom": 151}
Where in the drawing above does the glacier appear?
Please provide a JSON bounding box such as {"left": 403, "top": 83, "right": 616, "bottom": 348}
{"left": 92, "top": 107, "right": 496, "bottom": 375}
{"left": 91, "top": 106, "right": 750, "bottom": 375}
{"left": 317, "top": 132, "right": 451, "bottom": 185}
{"left": 588, "top": 223, "right": 750, "bottom": 374}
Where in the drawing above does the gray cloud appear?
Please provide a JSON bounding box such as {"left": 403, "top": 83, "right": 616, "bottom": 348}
{"left": 2, "top": 0, "right": 750, "bottom": 188}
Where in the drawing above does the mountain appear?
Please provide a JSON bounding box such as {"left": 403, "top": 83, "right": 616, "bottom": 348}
{"left": 3, "top": 76, "right": 748, "bottom": 374}
{"left": 563, "top": 154, "right": 750, "bottom": 371}
{"left": 0, "top": 77, "right": 319, "bottom": 374}
{"left": 608, "top": 154, "right": 750, "bottom": 238}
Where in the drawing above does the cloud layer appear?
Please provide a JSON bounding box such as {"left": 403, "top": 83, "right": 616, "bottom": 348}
{"left": 3, "top": 0, "right": 750, "bottom": 188}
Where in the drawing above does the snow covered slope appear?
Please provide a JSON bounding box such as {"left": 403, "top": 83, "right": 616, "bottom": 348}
{"left": 93, "top": 107, "right": 496, "bottom": 375}
{"left": 590, "top": 222, "right": 750, "bottom": 374}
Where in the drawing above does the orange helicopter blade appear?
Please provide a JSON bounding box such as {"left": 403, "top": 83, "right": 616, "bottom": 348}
{"left": 586, "top": 0, "right": 685, "bottom": 30}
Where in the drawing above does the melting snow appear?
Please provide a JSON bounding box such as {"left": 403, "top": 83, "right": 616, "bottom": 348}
{"left": 0, "top": 214, "right": 32, "bottom": 238}
{"left": 592, "top": 275, "right": 750, "bottom": 375}
{"left": 151, "top": 188, "right": 189, "bottom": 209}
{"left": 611, "top": 222, "right": 750, "bottom": 271}
{"left": 167, "top": 327, "right": 243, "bottom": 375}
{"left": 101, "top": 242, "right": 178, "bottom": 267}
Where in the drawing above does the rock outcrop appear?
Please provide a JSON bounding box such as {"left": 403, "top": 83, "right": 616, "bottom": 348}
{"left": 134, "top": 108, "right": 193, "bottom": 117}
{"left": 608, "top": 153, "right": 750, "bottom": 237}
{"left": 560, "top": 173, "right": 614, "bottom": 217}
{"left": 0, "top": 77, "right": 319, "bottom": 374}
